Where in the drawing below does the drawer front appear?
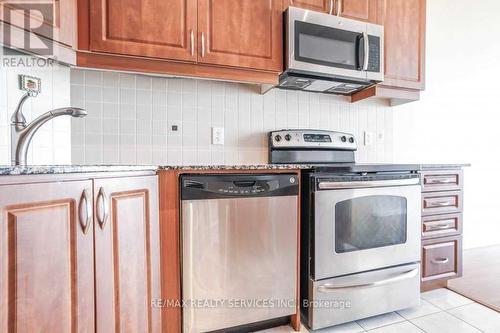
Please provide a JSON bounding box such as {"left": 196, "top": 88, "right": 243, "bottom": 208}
{"left": 422, "top": 213, "right": 462, "bottom": 240}
{"left": 422, "top": 191, "right": 462, "bottom": 216}
{"left": 422, "top": 236, "right": 462, "bottom": 282}
{"left": 421, "top": 170, "right": 463, "bottom": 192}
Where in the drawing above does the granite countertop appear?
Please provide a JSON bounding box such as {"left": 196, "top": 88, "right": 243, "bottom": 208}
{"left": 420, "top": 163, "right": 471, "bottom": 170}
{"left": 0, "top": 164, "right": 311, "bottom": 176}
{"left": 0, "top": 165, "right": 159, "bottom": 176}
{"left": 0, "top": 163, "right": 470, "bottom": 176}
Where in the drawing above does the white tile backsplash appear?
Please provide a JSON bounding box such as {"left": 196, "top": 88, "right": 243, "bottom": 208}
{"left": 0, "top": 48, "right": 72, "bottom": 165}
{"left": 70, "top": 68, "right": 394, "bottom": 165}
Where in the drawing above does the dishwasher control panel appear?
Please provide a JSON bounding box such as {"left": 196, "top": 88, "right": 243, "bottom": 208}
{"left": 181, "top": 174, "right": 298, "bottom": 200}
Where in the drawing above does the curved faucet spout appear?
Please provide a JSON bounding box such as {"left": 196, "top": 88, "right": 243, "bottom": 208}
{"left": 11, "top": 107, "right": 87, "bottom": 166}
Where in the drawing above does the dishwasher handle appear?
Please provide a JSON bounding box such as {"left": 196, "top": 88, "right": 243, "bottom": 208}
{"left": 181, "top": 174, "right": 299, "bottom": 200}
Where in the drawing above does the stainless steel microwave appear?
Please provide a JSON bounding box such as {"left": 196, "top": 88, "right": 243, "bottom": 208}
{"left": 279, "top": 7, "right": 384, "bottom": 95}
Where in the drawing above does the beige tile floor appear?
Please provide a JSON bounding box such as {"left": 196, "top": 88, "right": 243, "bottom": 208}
{"left": 258, "top": 289, "right": 500, "bottom": 333}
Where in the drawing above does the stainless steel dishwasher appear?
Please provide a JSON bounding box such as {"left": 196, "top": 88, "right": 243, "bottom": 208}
{"left": 181, "top": 174, "right": 299, "bottom": 333}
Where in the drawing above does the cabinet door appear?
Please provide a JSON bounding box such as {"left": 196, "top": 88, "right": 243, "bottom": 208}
{"left": 338, "top": 0, "right": 378, "bottom": 22}
{"left": 283, "top": 0, "right": 331, "bottom": 13}
{"left": 378, "top": 0, "right": 426, "bottom": 90}
{"left": 89, "top": 0, "right": 197, "bottom": 61}
{"left": 0, "top": 180, "right": 94, "bottom": 333}
{"left": 198, "top": 0, "right": 283, "bottom": 72}
{"left": 94, "top": 176, "right": 161, "bottom": 333}
{"left": 0, "top": 0, "right": 76, "bottom": 47}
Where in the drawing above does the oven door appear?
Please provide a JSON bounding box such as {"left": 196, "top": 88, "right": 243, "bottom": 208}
{"left": 313, "top": 184, "right": 421, "bottom": 280}
{"left": 286, "top": 7, "right": 384, "bottom": 82}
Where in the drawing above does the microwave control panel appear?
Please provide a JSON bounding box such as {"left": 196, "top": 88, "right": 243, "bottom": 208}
{"left": 368, "top": 36, "right": 381, "bottom": 73}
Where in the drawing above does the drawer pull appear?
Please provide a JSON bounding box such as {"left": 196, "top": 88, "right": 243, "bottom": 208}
{"left": 431, "top": 200, "right": 453, "bottom": 207}
{"left": 429, "top": 223, "right": 452, "bottom": 230}
{"left": 427, "top": 178, "right": 455, "bottom": 184}
{"left": 431, "top": 257, "right": 449, "bottom": 264}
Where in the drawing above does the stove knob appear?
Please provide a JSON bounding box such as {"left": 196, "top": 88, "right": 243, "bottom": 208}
{"left": 349, "top": 137, "right": 355, "bottom": 143}
{"left": 341, "top": 136, "right": 347, "bottom": 142}
{"left": 275, "top": 135, "right": 282, "bottom": 142}
{"left": 284, "top": 134, "right": 292, "bottom": 141}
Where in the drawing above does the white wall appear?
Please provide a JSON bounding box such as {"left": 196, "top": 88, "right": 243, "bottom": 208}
{"left": 392, "top": 0, "right": 500, "bottom": 249}
{"left": 70, "top": 69, "right": 395, "bottom": 166}
{"left": 0, "top": 48, "right": 72, "bottom": 165}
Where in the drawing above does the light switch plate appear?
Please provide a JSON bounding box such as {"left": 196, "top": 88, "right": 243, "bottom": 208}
{"left": 212, "top": 127, "right": 224, "bottom": 145}
{"left": 364, "top": 131, "right": 374, "bottom": 146}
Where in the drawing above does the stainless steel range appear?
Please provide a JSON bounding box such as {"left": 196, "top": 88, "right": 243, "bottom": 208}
{"left": 269, "top": 129, "right": 421, "bottom": 330}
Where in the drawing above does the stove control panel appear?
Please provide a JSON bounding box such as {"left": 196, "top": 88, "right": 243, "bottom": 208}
{"left": 269, "top": 129, "right": 357, "bottom": 150}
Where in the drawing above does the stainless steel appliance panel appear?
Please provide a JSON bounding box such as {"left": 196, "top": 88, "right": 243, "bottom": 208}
{"left": 182, "top": 196, "right": 297, "bottom": 333}
{"left": 308, "top": 263, "right": 420, "bottom": 329}
{"left": 286, "top": 7, "right": 384, "bottom": 82}
{"left": 314, "top": 185, "right": 421, "bottom": 279}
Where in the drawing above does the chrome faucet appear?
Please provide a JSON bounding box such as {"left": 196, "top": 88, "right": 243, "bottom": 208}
{"left": 10, "top": 92, "right": 87, "bottom": 166}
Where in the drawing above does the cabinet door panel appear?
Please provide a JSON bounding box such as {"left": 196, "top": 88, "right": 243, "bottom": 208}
{"left": 283, "top": 0, "right": 330, "bottom": 13}
{"left": 89, "top": 0, "right": 197, "bottom": 61}
{"left": 339, "top": 0, "right": 377, "bottom": 22}
{"left": 0, "top": 180, "right": 94, "bottom": 333}
{"left": 379, "top": 0, "right": 426, "bottom": 89}
{"left": 94, "top": 176, "right": 161, "bottom": 333}
{"left": 198, "top": 0, "right": 283, "bottom": 71}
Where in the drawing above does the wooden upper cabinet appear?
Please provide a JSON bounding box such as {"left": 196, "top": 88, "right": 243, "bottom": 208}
{"left": 198, "top": 0, "right": 283, "bottom": 72}
{"left": 339, "top": 0, "right": 378, "bottom": 23}
{"left": 0, "top": 180, "right": 95, "bottom": 333}
{"left": 283, "top": 0, "right": 331, "bottom": 13}
{"left": 0, "top": 0, "right": 76, "bottom": 47}
{"left": 378, "top": 0, "right": 426, "bottom": 90}
{"left": 93, "top": 176, "right": 161, "bottom": 333}
{"left": 89, "top": 0, "right": 197, "bottom": 61}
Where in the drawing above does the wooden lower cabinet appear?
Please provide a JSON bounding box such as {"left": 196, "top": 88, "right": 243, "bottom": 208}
{"left": 420, "top": 168, "right": 465, "bottom": 291}
{"left": 0, "top": 173, "right": 161, "bottom": 333}
{"left": 94, "top": 175, "right": 161, "bottom": 333}
{"left": 422, "top": 236, "right": 463, "bottom": 283}
{"left": 0, "top": 180, "right": 95, "bottom": 332}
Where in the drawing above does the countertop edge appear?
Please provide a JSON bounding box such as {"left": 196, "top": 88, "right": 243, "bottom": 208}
{"left": 0, "top": 163, "right": 470, "bottom": 176}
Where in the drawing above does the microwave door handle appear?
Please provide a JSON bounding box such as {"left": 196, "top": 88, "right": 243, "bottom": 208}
{"left": 363, "top": 31, "right": 369, "bottom": 71}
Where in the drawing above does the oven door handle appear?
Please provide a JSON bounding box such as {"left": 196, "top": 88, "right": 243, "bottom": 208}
{"left": 317, "top": 268, "right": 419, "bottom": 292}
{"left": 318, "top": 178, "right": 420, "bottom": 189}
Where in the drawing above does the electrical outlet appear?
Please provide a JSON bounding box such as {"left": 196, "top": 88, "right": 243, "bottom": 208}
{"left": 212, "top": 127, "right": 224, "bottom": 145}
{"left": 364, "top": 131, "right": 374, "bottom": 146}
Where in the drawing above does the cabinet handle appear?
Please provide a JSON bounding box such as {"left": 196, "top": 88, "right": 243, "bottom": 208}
{"left": 201, "top": 32, "right": 206, "bottom": 57}
{"left": 431, "top": 257, "right": 450, "bottom": 264}
{"left": 337, "top": 0, "right": 342, "bottom": 16}
{"left": 79, "top": 189, "right": 92, "bottom": 234}
{"left": 431, "top": 200, "right": 452, "bottom": 207}
{"left": 329, "top": 0, "right": 334, "bottom": 15}
{"left": 427, "top": 178, "right": 455, "bottom": 184}
{"left": 429, "top": 223, "right": 452, "bottom": 230}
{"left": 96, "top": 187, "right": 109, "bottom": 229}
{"left": 190, "top": 30, "right": 194, "bottom": 57}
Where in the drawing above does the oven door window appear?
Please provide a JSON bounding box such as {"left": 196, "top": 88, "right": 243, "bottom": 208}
{"left": 295, "top": 21, "right": 363, "bottom": 70}
{"left": 335, "top": 195, "right": 407, "bottom": 253}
